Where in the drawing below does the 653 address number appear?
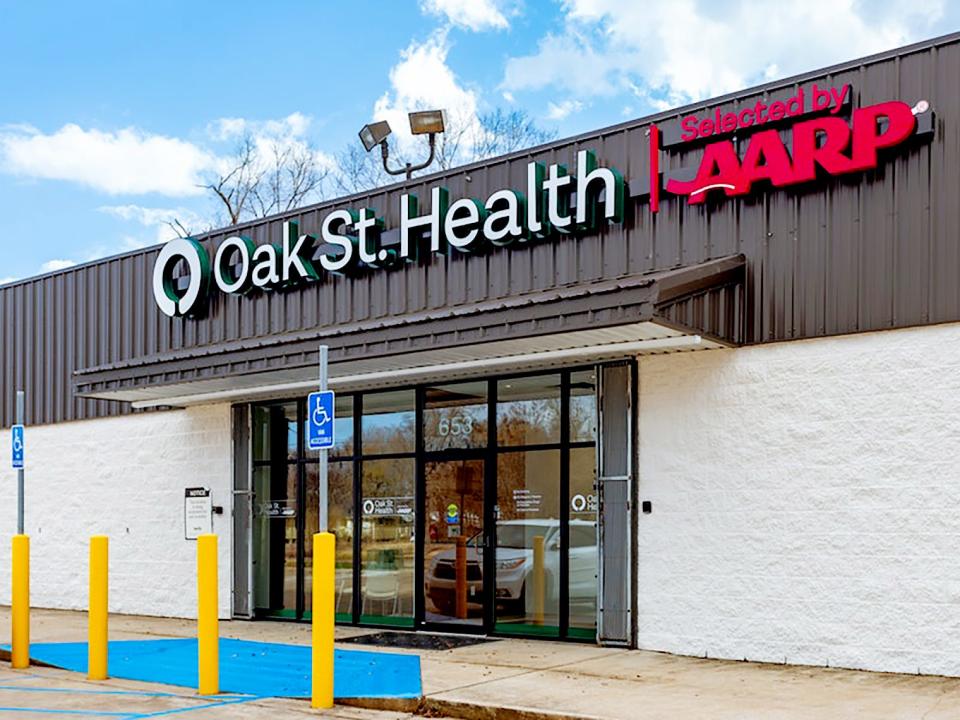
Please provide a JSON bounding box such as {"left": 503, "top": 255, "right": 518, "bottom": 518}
{"left": 437, "top": 415, "right": 476, "bottom": 437}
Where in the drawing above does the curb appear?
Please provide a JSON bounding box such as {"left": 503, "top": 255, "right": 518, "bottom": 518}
{"left": 340, "top": 696, "right": 603, "bottom": 720}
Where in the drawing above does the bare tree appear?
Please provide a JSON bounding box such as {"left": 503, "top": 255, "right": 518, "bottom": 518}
{"left": 471, "top": 108, "right": 556, "bottom": 159}
{"left": 202, "top": 135, "right": 262, "bottom": 225}
{"left": 202, "top": 133, "right": 328, "bottom": 226}
{"left": 250, "top": 140, "right": 328, "bottom": 218}
{"left": 333, "top": 107, "right": 557, "bottom": 195}
{"left": 331, "top": 143, "right": 397, "bottom": 197}
{"left": 163, "top": 218, "right": 192, "bottom": 239}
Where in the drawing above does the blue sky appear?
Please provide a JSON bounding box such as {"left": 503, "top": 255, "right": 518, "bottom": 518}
{"left": 0, "top": 0, "right": 955, "bottom": 283}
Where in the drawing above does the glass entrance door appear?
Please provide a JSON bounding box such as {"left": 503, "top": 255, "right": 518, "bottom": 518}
{"left": 423, "top": 457, "right": 486, "bottom": 628}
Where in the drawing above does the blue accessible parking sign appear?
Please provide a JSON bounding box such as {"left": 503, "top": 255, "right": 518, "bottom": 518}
{"left": 307, "top": 390, "right": 335, "bottom": 451}
{"left": 11, "top": 424, "right": 24, "bottom": 469}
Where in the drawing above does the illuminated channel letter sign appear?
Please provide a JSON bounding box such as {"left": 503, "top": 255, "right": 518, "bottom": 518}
{"left": 152, "top": 238, "right": 211, "bottom": 317}
{"left": 151, "top": 149, "right": 625, "bottom": 317}
{"left": 648, "top": 83, "right": 931, "bottom": 209}
{"left": 152, "top": 84, "right": 932, "bottom": 318}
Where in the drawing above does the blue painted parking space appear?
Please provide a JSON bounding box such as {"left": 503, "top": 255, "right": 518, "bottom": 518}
{"left": 2, "top": 638, "right": 421, "bottom": 700}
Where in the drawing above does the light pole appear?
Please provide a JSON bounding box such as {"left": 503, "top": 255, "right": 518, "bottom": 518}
{"left": 359, "top": 110, "right": 446, "bottom": 180}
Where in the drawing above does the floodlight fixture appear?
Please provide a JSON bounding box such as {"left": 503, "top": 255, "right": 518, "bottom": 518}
{"left": 358, "top": 121, "right": 392, "bottom": 152}
{"left": 358, "top": 109, "right": 447, "bottom": 180}
{"left": 408, "top": 109, "right": 446, "bottom": 135}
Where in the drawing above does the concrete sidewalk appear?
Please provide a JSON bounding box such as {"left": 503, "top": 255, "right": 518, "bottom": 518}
{"left": 4, "top": 607, "right": 960, "bottom": 719}
{"left": 0, "top": 663, "right": 435, "bottom": 719}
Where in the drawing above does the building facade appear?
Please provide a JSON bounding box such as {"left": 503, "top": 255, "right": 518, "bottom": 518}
{"left": 2, "top": 34, "right": 960, "bottom": 675}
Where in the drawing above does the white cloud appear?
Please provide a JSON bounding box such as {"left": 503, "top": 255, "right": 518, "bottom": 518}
{"left": 0, "top": 277, "right": 17, "bottom": 286}
{"left": 502, "top": 31, "right": 621, "bottom": 96}
{"left": 98, "top": 204, "right": 210, "bottom": 245}
{"left": 207, "top": 112, "right": 312, "bottom": 142}
{"left": 373, "top": 31, "right": 482, "bottom": 154}
{"left": 421, "top": 0, "right": 510, "bottom": 31}
{"left": 502, "top": 0, "right": 946, "bottom": 107}
{"left": 40, "top": 259, "right": 77, "bottom": 272}
{"left": 208, "top": 117, "right": 248, "bottom": 141}
{"left": 546, "top": 99, "right": 584, "bottom": 120}
{"left": 206, "top": 112, "right": 335, "bottom": 183}
{"left": 0, "top": 110, "right": 332, "bottom": 203}
{"left": 0, "top": 124, "right": 215, "bottom": 196}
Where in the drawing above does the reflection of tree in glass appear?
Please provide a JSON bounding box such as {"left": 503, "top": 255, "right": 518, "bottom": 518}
{"left": 363, "top": 414, "right": 416, "bottom": 455}
{"left": 305, "top": 461, "right": 354, "bottom": 567}
{"left": 363, "top": 456, "right": 414, "bottom": 497}
{"left": 498, "top": 398, "right": 561, "bottom": 447}
{"left": 569, "top": 394, "right": 596, "bottom": 442}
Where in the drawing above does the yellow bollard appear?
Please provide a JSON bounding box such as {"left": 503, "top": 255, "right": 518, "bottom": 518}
{"left": 197, "top": 534, "right": 218, "bottom": 696}
{"left": 11, "top": 534, "right": 29, "bottom": 668}
{"left": 88, "top": 536, "right": 108, "bottom": 680}
{"left": 532, "top": 535, "right": 545, "bottom": 626}
{"left": 311, "top": 532, "right": 335, "bottom": 709}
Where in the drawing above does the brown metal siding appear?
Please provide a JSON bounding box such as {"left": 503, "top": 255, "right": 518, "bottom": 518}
{"left": 3, "top": 34, "right": 960, "bottom": 427}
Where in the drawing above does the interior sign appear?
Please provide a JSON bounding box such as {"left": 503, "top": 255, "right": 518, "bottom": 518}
{"left": 151, "top": 149, "right": 625, "bottom": 317}
{"left": 362, "top": 497, "right": 415, "bottom": 517}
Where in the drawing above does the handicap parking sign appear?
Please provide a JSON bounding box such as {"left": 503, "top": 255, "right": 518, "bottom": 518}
{"left": 307, "top": 390, "right": 335, "bottom": 450}
{"left": 11, "top": 424, "right": 24, "bottom": 469}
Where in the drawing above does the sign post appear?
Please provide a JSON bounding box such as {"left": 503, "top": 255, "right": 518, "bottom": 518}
{"left": 318, "top": 344, "right": 328, "bottom": 532}
{"left": 14, "top": 390, "right": 24, "bottom": 534}
{"left": 310, "top": 344, "right": 335, "bottom": 710}
{"left": 11, "top": 390, "right": 28, "bottom": 669}
{"left": 306, "top": 346, "right": 335, "bottom": 529}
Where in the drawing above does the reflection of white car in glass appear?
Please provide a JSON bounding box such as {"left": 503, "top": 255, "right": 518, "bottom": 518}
{"left": 425, "top": 519, "right": 597, "bottom": 616}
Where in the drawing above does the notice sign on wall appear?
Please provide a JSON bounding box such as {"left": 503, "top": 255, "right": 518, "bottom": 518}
{"left": 184, "top": 487, "right": 213, "bottom": 540}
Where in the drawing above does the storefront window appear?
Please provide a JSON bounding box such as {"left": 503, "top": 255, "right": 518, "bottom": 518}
{"left": 252, "top": 464, "right": 298, "bottom": 617}
{"left": 569, "top": 370, "right": 597, "bottom": 443}
{"left": 363, "top": 390, "right": 415, "bottom": 455}
{"left": 360, "top": 458, "right": 415, "bottom": 626}
{"left": 495, "top": 449, "right": 561, "bottom": 637}
{"left": 249, "top": 364, "right": 602, "bottom": 640}
{"left": 253, "top": 402, "right": 298, "bottom": 461}
{"left": 423, "top": 381, "right": 488, "bottom": 451}
{"left": 303, "top": 460, "right": 354, "bottom": 622}
{"left": 568, "top": 447, "right": 598, "bottom": 637}
{"left": 497, "top": 375, "right": 561, "bottom": 446}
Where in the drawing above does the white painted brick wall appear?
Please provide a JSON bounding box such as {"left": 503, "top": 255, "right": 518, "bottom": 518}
{"left": 637, "top": 323, "right": 960, "bottom": 676}
{"left": 0, "top": 404, "right": 233, "bottom": 619}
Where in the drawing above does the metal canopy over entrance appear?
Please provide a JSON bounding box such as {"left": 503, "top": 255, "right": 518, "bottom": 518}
{"left": 73, "top": 255, "right": 744, "bottom": 407}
